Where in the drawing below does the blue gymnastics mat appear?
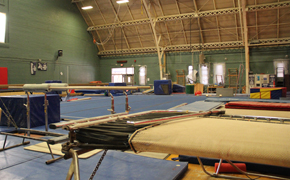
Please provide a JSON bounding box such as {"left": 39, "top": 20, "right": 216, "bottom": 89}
{"left": 171, "top": 101, "right": 223, "bottom": 112}
{"left": 0, "top": 150, "right": 188, "bottom": 180}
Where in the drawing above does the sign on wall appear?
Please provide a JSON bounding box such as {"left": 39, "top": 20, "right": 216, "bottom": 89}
{"left": 38, "top": 62, "right": 47, "bottom": 71}
{"left": 30, "top": 62, "right": 36, "bottom": 75}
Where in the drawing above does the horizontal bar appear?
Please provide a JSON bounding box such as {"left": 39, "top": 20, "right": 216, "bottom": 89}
{"left": 0, "top": 141, "right": 30, "bottom": 152}
{"left": 50, "top": 112, "right": 128, "bottom": 129}
{"left": 0, "top": 132, "right": 49, "bottom": 142}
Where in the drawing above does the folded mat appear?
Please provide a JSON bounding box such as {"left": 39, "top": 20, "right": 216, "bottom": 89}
{"left": 225, "top": 101, "right": 290, "bottom": 111}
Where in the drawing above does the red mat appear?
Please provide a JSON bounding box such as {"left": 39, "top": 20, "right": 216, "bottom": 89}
{"left": 225, "top": 101, "right": 290, "bottom": 111}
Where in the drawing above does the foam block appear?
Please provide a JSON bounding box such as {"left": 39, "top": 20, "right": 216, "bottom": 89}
{"left": 154, "top": 80, "right": 172, "bottom": 95}
{"left": 225, "top": 101, "right": 290, "bottom": 111}
{"left": 0, "top": 94, "right": 60, "bottom": 128}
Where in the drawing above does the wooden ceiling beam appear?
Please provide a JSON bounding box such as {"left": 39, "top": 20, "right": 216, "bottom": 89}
{"left": 175, "top": 0, "right": 188, "bottom": 44}
{"left": 87, "top": 1, "right": 290, "bottom": 31}
{"left": 126, "top": 3, "right": 143, "bottom": 48}
{"left": 94, "top": 0, "right": 117, "bottom": 50}
{"left": 157, "top": 0, "right": 172, "bottom": 46}
{"left": 233, "top": 0, "right": 240, "bottom": 41}
{"left": 213, "top": 0, "right": 221, "bottom": 43}
{"left": 77, "top": 2, "right": 105, "bottom": 50}
{"left": 108, "top": 0, "right": 130, "bottom": 49}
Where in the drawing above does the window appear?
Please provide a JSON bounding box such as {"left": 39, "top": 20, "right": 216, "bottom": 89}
{"left": 187, "top": 65, "right": 193, "bottom": 84}
{"left": 188, "top": 65, "right": 193, "bottom": 75}
{"left": 139, "top": 66, "right": 147, "bottom": 85}
{"left": 0, "top": 12, "right": 6, "bottom": 43}
{"left": 273, "top": 59, "right": 289, "bottom": 77}
{"left": 111, "top": 67, "right": 134, "bottom": 83}
{"left": 199, "top": 64, "right": 209, "bottom": 85}
{"left": 277, "top": 63, "right": 284, "bottom": 77}
{"left": 213, "top": 63, "right": 225, "bottom": 85}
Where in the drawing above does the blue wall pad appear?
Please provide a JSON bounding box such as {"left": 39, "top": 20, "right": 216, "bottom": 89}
{"left": 205, "top": 97, "right": 290, "bottom": 103}
{"left": 171, "top": 101, "right": 223, "bottom": 111}
{"left": 154, "top": 80, "right": 172, "bottom": 95}
{"left": 0, "top": 95, "right": 60, "bottom": 128}
{"left": 0, "top": 150, "right": 188, "bottom": 180}
{"left": 173, "top": 84, "right": 185, "bottom": 93}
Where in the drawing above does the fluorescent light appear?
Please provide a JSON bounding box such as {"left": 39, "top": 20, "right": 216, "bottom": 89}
{"left": 117, "top": 0, "right": 129, "bottom": 4}
{"left": 81, "top": 6, "right": 93, "bottom": 10}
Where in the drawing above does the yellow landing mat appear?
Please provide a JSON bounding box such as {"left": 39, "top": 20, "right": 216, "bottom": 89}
{"left": 24, "top": 142, "right": 102, "bottom": 159}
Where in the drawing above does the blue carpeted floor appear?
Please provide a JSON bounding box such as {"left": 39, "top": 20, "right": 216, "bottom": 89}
{"left": 0, "top": 94, "right": 207, "bottom": 180}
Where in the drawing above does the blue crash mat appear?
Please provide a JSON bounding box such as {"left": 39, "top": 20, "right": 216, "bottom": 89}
{"left": 0, "top": 150, "right": 188, "bottom": 180}
{"left": 171, "top": 101, "right": 223, "bottom": 111}
{"left": 0, "top": 94, "right": 60, "bottom": 128}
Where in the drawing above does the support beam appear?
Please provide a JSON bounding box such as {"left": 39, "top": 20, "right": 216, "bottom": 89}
{"left": 157, "top": 0, "right": 172, "bottom": 45}
{"left": 94, "top": 0, "right": 117, "bottom": 49}
{"left": 233, "top": 0, "right": 240, "bottom": 41}
{"left": 142, "top": 0, "right": 163, "bottom": 80}
{"left": 108, "top": 0, "right": 130, "bottom": 49}
{"left": 213, "top": 0, "right": 221, "bottom": 43}
{"left": 126, "top": 4, "right": 143, "bottom": 48}
{"left": 175, "top": 0, "right": 188, "bottom": 44}
{"left": 242, "top": 0, "right": 249, "bottom": 94}
{"left": 87, "top": 1, "right": 290, "bottom": 31}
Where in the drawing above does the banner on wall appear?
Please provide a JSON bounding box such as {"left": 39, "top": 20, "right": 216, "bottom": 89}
{"left": 30, "top": 62, "right": 36, "bottom": 75}
{"left": 38, "top": 62, "right": 47, "bottom": 71}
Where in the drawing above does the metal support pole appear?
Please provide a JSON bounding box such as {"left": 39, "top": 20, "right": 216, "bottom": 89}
{"left": 44, "top": 93, "right": 49, "bottom": 132}
{"left": 124, "top": 91, "right": 131, "bottom": 113}
{"left": 241, "top": 0, "right": 250, "bottom": 94}
{"left": 107, "top": 91, "right": 115, "bottom": 114}
{"left": 66, "top": 149, "right": 80, "bottom": 180}
{"left": 25, "top": 91, "right": 30, "bottom": 136}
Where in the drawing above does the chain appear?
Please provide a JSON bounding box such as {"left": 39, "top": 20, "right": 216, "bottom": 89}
{"left": 89, "top": 149, "right": 108, "bottom": 180}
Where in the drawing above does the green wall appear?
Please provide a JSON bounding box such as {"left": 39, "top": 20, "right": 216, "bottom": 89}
{"left": 99, "top": 46, "right": 290, "bottom": 87}
{"left": 0, "top": 0, "right": 99, "bottom": 84}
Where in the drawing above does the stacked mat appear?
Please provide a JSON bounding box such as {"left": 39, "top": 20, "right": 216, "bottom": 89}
{"left": 250, "top": 87, "right": 286, "bottom": 99}
{"left": 154, "top": 80, "right": 172, "bottom": 95}
{"left": 225, "top": 101, "right": 290, "bottom": 111}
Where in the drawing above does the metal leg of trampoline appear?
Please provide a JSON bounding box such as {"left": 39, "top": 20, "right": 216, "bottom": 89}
{"left": 0, "top": 134, "right": 30, "bottom": 152}
{"left": 197, "top": 157, "right": 289, "bottom": 180}
{"left": 45, "top": 142, "right": 64, "bottom": 164}
{"left": 66, "top": 149, "right": 80, "bottom": 180}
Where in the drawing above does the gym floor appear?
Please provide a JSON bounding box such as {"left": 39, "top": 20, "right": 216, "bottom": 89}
{"left": 0, "top": 94, "right": 289, "bottom": 179}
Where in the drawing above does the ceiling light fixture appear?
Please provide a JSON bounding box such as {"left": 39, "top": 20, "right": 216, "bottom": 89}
{"left": 116, "top": 0, "right": 129, "bottom": 4}
{"left": 81, "top": 6, "right": 93, "bottom": 10}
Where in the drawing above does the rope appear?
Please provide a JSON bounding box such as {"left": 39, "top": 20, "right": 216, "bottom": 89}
{"left": 0, "top": 97, "right": 18, "bottom": 128}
